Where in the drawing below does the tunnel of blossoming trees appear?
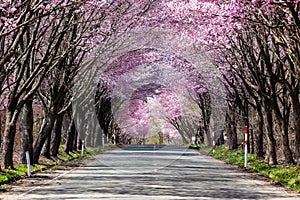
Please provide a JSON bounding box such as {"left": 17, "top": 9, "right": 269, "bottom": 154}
{"left": 73, "top": 41, "right": 226, "bottom": 146}
{"left": 99, "top": 48, "right": 218, "bottom": 144}
{"left": 1, "top": 0, "right": 300, "bottom": 169}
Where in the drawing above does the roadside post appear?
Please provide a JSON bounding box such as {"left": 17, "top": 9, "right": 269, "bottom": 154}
{"left": 212, "top": 128, "right": 216, "bottom": 153}
{"left": 196, "top": 129, "right": 201, "bottom": 147}
{"left": 244, "top": 125, "right": 248, "bottom": 167}
{"left": 113, "top": 127, "right": 117, "bottom": 145}
{"left": 81, "top": 140, "right": 85, "bottom": 157}
{"left": 25, "top": 151, "right": 31, "bottom": 177}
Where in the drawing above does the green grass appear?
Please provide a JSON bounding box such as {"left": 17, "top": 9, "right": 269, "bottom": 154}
{"left": 0, "top": 146, "right": 108, "bottom": 187}
{"left": 206, "top": 145, "right": 300, "bottom": 192}
{"left": 0, "top": 164, "right": 43, "bottom": 183}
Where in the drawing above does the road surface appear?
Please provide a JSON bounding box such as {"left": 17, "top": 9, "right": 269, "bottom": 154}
{"left": 1, "top": 144, "right": 299, "bottom": 200}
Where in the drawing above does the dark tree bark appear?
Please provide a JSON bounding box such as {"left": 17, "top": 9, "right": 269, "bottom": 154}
{"left": 41, "top": 134, "right": 51, "bottom": 159}
{"left": 255, "top": 106, "right": 264, "bottom": 159}
{"left": 72, "top": 126, "right": 78, "bottom": 151}
{"left": 228, "top": 123, "right": 237, "bottom": 150}
{"left": 0, "top": 111, "right": 2, "bottom": 152}
{"left": 250, "top": 128, "right": 254, "bottom": 154}
{"left": 273, "top": 88, "right": 294, "bottom": 164}
{"left": 264, "top": 102, "right": 277, "bottom": 165}
{"left": 225, "top": 110, "right": 237, "bottom": 150}
{"left": 64, "top": 120, "right": 76, "bottom": 154}
{"left": 281, "top": 118, "right": 294, "bottom": 164}
{"left": 96, "top": 87, "right": 113, "bottom": 146}
{"left": 197, "top": 92, "right": 211, "bottom": 146}
{"left": 291, "top": 94, "right": 300, "bottom": 165}
{"left": 19, "top": 99, "right": 34, "bottom": 164}
{"left": 75, "top": 106, "right": 85, "bottom": 150}
{"left": 50, "top": 115, "right": 63, "bottom": 157}
{"left": 33, "top": 113, "right": 56, "bottom": 164}
{"left": 1, "top": 106, "right": 21, "bottom": 169}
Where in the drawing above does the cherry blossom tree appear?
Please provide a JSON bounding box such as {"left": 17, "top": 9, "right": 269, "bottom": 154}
{"left": 0, "top": 0, "right": 154, "bottom": 168}
{"left": 2, "top": 0, "right": 300, "bottom": 169}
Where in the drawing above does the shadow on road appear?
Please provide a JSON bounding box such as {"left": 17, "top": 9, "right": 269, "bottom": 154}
{"left": 1, "top": 145, "right": 299, "bottom": 200}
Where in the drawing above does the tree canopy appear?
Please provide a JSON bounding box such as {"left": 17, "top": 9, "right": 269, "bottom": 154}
{"left": 1, "top": 0, "right": 300, "bottom": 169}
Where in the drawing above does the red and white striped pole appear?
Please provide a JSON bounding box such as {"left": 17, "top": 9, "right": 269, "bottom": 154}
{"left": 197, "top": 128, "right": 201, "bottom": 146}
{"left": 113, "top": 134, "right": 116, "bottom": 145}
{"left": 244, "top": 125, "right": 248, "bottom": 167}
{"left": 113, "top": 128, "right": 116, "bottom": 145}
{"left": 212, "top": 128, "right": 216, "bottom": 153}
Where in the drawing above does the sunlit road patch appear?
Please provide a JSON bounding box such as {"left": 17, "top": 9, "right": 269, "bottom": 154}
{"left": 1, "top": 145, "right": 300, "bottom": 200}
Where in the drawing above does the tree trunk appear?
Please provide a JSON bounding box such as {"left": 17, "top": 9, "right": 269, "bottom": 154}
{"left": 226, "top": 112, "right": 237, "bottom": 150}
{"left": 103, "top": 131, "right": 108, "bottom": 144}
{"left": 72, "top": 127, "right": 78, "bottom": 151}
{"left": 272, "top": 85, "right": 294, "bottom": 164}
{"left": 255, "top": 106, "right": 264, "bottom": 159}
{"left": 19, "top": 100, "right": 34, "bottom": 164}
{"left": 91, "top": 117, "right": 98, "bottom": 146}
{"left": 231, "top": 123, "right": 238, "bottom": 149}
{"left": 41, "top": 134, "right": 51, "bottom": 159}
{"left": 90, "top": 131, "right": 95, "bottom": 147}
{"left": 275, "top": 111, "right": 294, "bottom": 164}
{"left": 1, "top": 108, "right": 20, "bottom": 169}
{"left": 77, "top": 136, "right": 82, "bottom": 150}
{"left": 225, "top": 117, "right": 232, "bottom": 149}
{"left": 75, "top": 107, "right": 85, "bottom": 150}
{"left": 64, "top": 120, "right": 76, "bottom": 154}
{"left": 282, "top": 118, "right": 295, "bottom": 164}
{"left": 85, "top": 124, "right": 92, "bottom": 147}
{"left": 250, "top": 128, "right": 254, "bottom": 154}
{"left": 50, "top": 115, "right": 63, "bottom": 157}
{"left": 33, "top": 113, "right": 56, "bottom": 164}
{"left": 94, "top": 124, "right": 103, "bottom": 147}
{"left": 264, "top": 104, "right": 277, "bottom": 165}
{"left": 0, "top": 111, "right": 2, "bottom": 151}
{"left": 205, "top": 127, "right": 212, "bottom": 146}
{"left": 291, "top": 95, "right": 300, "bottom": 165}
{"left": 90, "top": 123, "right": 96, "bottom": 147}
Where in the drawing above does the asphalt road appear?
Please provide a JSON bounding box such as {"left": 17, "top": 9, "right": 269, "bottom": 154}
{"left": 1, "top": 144, "right": 300, "bottom": 200}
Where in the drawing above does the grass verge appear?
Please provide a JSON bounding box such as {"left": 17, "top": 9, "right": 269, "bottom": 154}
{"left": 203, "top": 145, "right": 300, "bottom": 193}
{"left": 0, "top": 145, "right": 112, "bottom": 190}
